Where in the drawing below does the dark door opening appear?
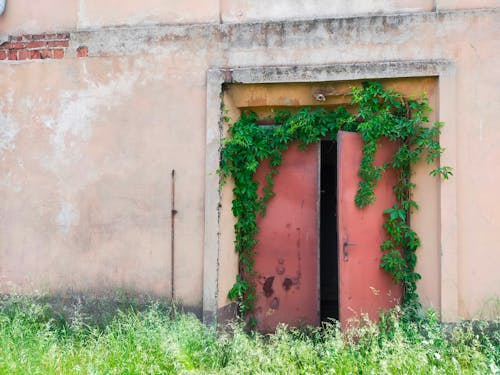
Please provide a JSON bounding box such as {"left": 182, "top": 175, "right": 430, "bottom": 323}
{"left": 320, "top": 140, "right": 339, "bottom": 322}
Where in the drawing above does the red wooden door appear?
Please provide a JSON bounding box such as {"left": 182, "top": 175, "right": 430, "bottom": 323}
{"left": 337, "top": 131, "right": 402, "bottom": 327}
{"left": 253, "top": 142, "right": 319, "bottom": 332}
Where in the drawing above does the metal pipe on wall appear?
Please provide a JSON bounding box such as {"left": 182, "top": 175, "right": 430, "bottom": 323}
{"left": 0, "top": 0, "right": 6, "bottom": 16}
{"left": 170, "top": 170, "right": 177, "bottom": 301}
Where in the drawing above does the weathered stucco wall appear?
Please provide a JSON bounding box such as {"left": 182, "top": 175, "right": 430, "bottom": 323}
{"left": 221, "top": 0, "right": 433, "bottom": 22}
{"left": 0, "top": 0, "right": 78, "bottom": 35}
{"left": 0, "top": 4, "right": 499, "bottom": 320}
{"left": 1, "top": 0, "right": 499, "bottom": 34}
{"left": 0, "top": 0, "right": 221, "bottom": 35}
{"left": 0, "top": 56, "right": 207, "bottom": 311}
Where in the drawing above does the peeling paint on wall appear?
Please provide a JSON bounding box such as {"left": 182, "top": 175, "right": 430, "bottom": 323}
{"left": 0, "top": 171, "right": 21, "bottom": 192}
{"left": 0, "top": 119, "right": 18, "bottom": 156}
{"left": 40, "top": 66, "right": 141, "bottom": 173}
{"left": 56, "top": 201, "right": 80, "bottom": 234}
{"left": 0, "top": 97, "right": 19, "bottom": 157}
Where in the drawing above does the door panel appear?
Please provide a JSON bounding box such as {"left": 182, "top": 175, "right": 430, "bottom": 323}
{"left": 253, "top": 142, "right": 319, "bottom": 332}
{"left": 337, "top": 131, "right": 402, "bottom": 327}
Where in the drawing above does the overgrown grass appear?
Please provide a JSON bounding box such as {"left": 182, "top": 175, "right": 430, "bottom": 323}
{"left": 0, "top": 296, "right": 498, "bottom": 374}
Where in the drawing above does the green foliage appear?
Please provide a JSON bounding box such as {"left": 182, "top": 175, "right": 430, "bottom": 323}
{"left": 0, "top": 298, "right": 497, "bottom": 374}
{"left": 219, "top": 81, "right": 451, "bottom": 319}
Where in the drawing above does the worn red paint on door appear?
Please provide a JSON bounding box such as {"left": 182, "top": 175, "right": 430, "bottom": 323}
{"left": 253, "top": 142, "right": 319, "bottom": 332}
{"left": 337, "top": 131, "right": 402, "bottom": 327}
{"left": 251, "top": 132, "right": 402, "bottom": 331}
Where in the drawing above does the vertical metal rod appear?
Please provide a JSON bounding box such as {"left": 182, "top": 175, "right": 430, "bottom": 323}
{"left": 170, "top": 169, "right": 177, "bottom": 302}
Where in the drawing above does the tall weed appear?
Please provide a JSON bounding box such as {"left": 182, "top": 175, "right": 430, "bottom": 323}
{"left": 0, "top": 296, "right": 497, "bottom": 374}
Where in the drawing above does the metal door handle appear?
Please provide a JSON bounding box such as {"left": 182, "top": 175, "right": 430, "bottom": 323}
{"left": 343, "top": 241, "right": 356, "bottom": 261}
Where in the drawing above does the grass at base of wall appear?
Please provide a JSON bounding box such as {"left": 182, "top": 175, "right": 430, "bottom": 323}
{"left": 0, "top": 296, "right": 498, "bottom": 374}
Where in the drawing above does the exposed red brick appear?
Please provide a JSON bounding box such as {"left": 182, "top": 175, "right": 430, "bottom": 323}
{"left": 29, "top": 33, "right": 70, "bottom": 41}
{"left": 18, "top": 50, "right": 29, "bottom": 60}
{"left": 25, "top": 41, "right": 47, "bottom": 49}
{"left": 47, "top": 40, "right": 69, "bottom": 48}
{"left": 77, "top": 46, "right": 89, "bottom": 58}
{"left": 34, "top": 33, "right": 69, "bottom": 40}
{"left": 0, "top": 32, "right": 70, "bottom": 62}
{"left": 40, "top": 49, "right": 53, "bottom": 59}
{"left": 6, "top": 42, "right": 25, "bottom": 50}
{"left": 31, "top": 34, "right": 46, "bottom": 40}
{"left": 30, "top": 50, "right": 41, "bottom": 59}
{"left": 53, "top": 49, "right": 65, "bottom": 59}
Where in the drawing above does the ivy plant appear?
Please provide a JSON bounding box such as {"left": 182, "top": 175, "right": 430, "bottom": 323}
{"left": 219, "top": 82, "right": 451, "bottom": 321}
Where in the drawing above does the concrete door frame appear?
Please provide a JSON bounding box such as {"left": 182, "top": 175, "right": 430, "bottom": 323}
{"left": 203, "top": 60, "right": 458, "bottom": 323}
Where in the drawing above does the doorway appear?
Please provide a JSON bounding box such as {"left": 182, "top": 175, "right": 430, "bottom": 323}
{"left": 213, "top": 75, "right": 441, "bottom": 327}
{"left": 320, "top": 140, "right": 339, "bottom": 322}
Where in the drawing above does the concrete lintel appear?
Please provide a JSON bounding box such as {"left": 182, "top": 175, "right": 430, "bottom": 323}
{"left": 58, "top": 8, "right": 498, "bottom": 58}
{"left": 218, "top": 60, "right": 452, "bottom": 84}
{"left": 203, "top": 60, "right": 458, "bottom": 323}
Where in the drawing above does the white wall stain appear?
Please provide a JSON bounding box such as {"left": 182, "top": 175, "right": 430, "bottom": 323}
{"left": 56, "top": 201, "right": 80, "bottom": 235}
{"left": 40, "top": 67, "right": 141, "bottom": 173}
{"left": 223, "top": 0, "right": 432, "bottom": 22}
{"left": 0, "top": 118, "right": 19, "bottom": 156}
{"left": 0, "top": 90, "right": 19, "bottom": 157}
{"left": 0, "top": 172, "right": 21, "bottom": 192}
{"left": 77, "top": 0, "right": 88, "bottom": 30}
